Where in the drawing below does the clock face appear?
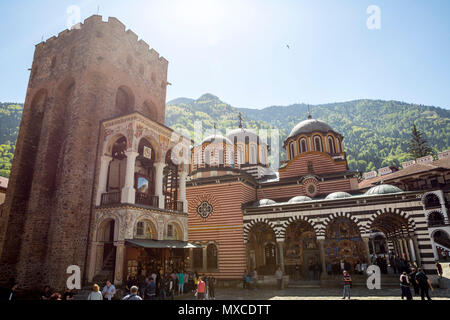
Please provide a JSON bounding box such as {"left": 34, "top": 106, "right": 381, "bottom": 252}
{"left": 197, "top": 201, "right": 213, "bottom": 219}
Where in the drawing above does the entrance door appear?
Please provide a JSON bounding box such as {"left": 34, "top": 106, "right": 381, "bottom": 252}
{"left": 264, "top": 243, "right": 277, "bottom": 274}
{"left": 302, "top": 250, "right": 320, "bottom": 279}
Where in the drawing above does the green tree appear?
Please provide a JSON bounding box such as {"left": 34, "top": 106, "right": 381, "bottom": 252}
{"left": 408, "top": 124, "right": 433, "bottom": 159}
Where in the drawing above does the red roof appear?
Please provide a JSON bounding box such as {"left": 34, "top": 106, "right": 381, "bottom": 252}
{"left": 359, "top": 158, "right": 450, "bottom": 190}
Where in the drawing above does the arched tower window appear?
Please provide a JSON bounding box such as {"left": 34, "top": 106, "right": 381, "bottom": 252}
{"left": 336, "top": 137, "right": 341, "bottom": 153}
{"left": 328, "top": 136, "right": 336, "bottom": 154}
{"left": 250, "top": 144, "right": 257, "bottom": 164}
{"left": 314, "top": 136, "right": 323, "bottom": 152}
{"left": 289, "top": 141, "right": 296, "bottom": 159}
{"left": 299, "top": 138, "right": 308, "bottom": 153}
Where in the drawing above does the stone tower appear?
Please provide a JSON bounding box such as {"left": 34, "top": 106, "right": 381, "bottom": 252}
{"left": 0, "top": 15, "right": 169, "bottom": 291}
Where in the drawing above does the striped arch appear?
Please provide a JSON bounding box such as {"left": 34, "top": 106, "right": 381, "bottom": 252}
{"left": 244, "top": 218, "right": 279, "bottom": 243}
{"left": 279, "top": 215, "right": 321, "bottom": 240}
{"left": 367, "top": 208, "right": 416, "bottom": 236}
{"left": 322, "top": 212, "right": 365, "bottom": 238}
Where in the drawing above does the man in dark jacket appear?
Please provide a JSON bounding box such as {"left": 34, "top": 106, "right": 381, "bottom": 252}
{"left": 409, "top": 268, "right": 420, "bottom": 296}
{"left": 144, "top": 277, "right": 156, "bottom": 300}
{"left": 415, "top": 268, "right": 432, "bottom": 300}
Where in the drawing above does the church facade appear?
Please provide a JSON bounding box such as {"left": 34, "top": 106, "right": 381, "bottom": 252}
{"left": 186, "top": 117, "right": 450, "bottom": 284}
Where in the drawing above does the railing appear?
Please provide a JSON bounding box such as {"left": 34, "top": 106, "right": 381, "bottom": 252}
{"left": 101, "top": 192, "right": 121, "bottom": 205}
{"left": 136, "top": 192, "right": 159, "bottom": 208}
{"left": 164, "top": 199, "right": 184, "bottom": 212}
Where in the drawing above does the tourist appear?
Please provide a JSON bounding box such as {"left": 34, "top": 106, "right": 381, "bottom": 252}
{"left": 40, "top": 285, "right": 52, "bottom": 300}
{"left": 442, "top": 250, "right": 448, "bottom": 261}
{"left": 409, "top": 268, "right": 420, "bottom": 296}
{"left": 361, "top": 261, "right": 367, "bottom": 274}
{"left": 193, "top": 272, "right": 199, "bottom": 292}
{"left": 415, "top": 268, "right": 432, "bottom": 301}
{"left": 49, "top": 292, "right": 62, "bottom": 300}
{"left": 326, "top": 263, "right": 332, "bottom": 276}
{"left": 62, "top": 288, "right": 74, "bottom": 300}
{"left": 196, "top": 276, "right": 206, "bottom": 300}
{"left": 400, "top": 271, "right": 413, "bottom": 300}
{"left": 242, "top": 270, "right": 248, "bottom": 289}
{"left": 295, "top": 264, "right": 300, "bottom": 280}
{"left": 166, "top": 275, "right": 175, "bottom": 300}
{"left": 144, "top": 277, "right": 156, "bottom": 300}
{"left": 87, "top": 284, "right": 103, "bottom": 300}
{"left": 342, "top": 270, "right": 352, "bottom": 300}
{"left": 340, "top": 260, "right": 345, "bottom": 272}
{"left": 122, "top": 285, "right": 142, "bottom": 300}
{"left": 159, "top": 274, "right": 167, "bottom": 300}
{"left": 275, "top": 266, "right": 283, "bottom": 290}
{"left": 209, "top": 276, "right": 216, "bottom": 299}
{"left": 102, "top": 280, "right": 116, "bottom": 300}
{"left": 436, "top": 261, "right": 443, "bottom": 278}
{"left": 183, "top": 271, "right": 189, "bottom": 293}
{"left": 178, "top": 270, "right": 185, "bottom": 295}
{"left": 5, "top": 282, "right": 18, "bottom": 301}
{"left": 252, "top": 269, "right": 258, "bottom": 290}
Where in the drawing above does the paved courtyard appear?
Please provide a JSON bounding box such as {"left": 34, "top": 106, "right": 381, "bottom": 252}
{"left": 176, "top": 287, "right": 450, "bottom": 300}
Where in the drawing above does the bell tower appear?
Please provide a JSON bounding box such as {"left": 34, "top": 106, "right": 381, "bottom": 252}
{"left": 0, "top": 15, "right": 169, "bottom": 290}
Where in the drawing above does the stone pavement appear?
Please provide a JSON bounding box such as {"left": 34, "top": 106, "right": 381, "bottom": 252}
{"left": 176, "top": 287, "right": 450, "bottom": 300}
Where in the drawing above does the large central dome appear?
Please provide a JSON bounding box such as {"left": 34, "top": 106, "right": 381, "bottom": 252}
{"left": 288, "top": 118, "right": 334, "bottom": 139}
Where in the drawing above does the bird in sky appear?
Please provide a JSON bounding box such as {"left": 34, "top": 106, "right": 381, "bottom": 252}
{"left": 286, "top": 44, "right": 290, "bottom": 49}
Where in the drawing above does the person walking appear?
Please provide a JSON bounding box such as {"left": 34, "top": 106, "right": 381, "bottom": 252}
{"left": 196, "top": 276, "right": 206, "bottom": 300}
{"left": 178, "top": 270, "right": 185, "bottom": 295}
{"left": 436, "top": 261, "right": 443, "bottom": 279}
{"left": 144, "top": 277, "right": 157, "bottom": 300}
{"left": 87, "top": 284, "right": 103, "bottom": 300}
{"left": 400, "top": 272, "right": 413, "bottom": 300}
{"left": 275, "top": 266, "right": 283, "bottom": 290}
{"left": 166, "top": 275, "right": 175, "bottom": 300}
{"left": 102, "top": 280, "right": 116, "bottom": 301}
{"left": 409, "top": 268, "right": 420, "bottom": 296}
{"left": 122, "top": 286, "right": 143, "bottom": 300}
{"left": 252, "top": 269, "right": 258, "bottom": 290}
{"left": 242, "top": 270, "right": 248, "bottom": 289}
{"left": 208, "top": 276, "right": 216, "bottom": 300}
{"left": 342, "top": 270, "right": 352, "bottom": 300}
{"left": 415, "top": 268, "right": 432, "bottom": 301}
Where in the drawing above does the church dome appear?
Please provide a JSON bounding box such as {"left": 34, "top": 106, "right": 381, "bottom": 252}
{"left": 288, "top": 118, "right": 335, "bottom": 139}
{"left": 288, "top": 196, "right": 312, "bottom": 203}
{"left": 325, "top": 192, "right": 352, "bottom": 200}
{"left": 257, "top": 199, "right": 276, "bottom": 206}
{"left": 201, "top": 134, "right": 233, "bottom": 146}
{"left": 365, "top": 184, "right": 403, "bottom": 196}
{"left": 226, "top": 128, "right": 261, "bottom": 143}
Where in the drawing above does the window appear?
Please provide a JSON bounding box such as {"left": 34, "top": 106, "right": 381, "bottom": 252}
{"left": 314, "top": 136, "right": 323, "bottom": 152}
{"left": 328, "top": 136, "right": 336, "bottom": 154}
{"left": 136, "top": 222, "right": 144, "bottom": 237}
{"left": 207, "top": 244, "right": 218, "bottom": 270}
{"left": 336, "top": 137, "right": 341, "bottom": 153}
{"left": 167, "top": 224, "right": 174, "bottom": 237}
{"left": 250, "top": 144, "right": 257, "bottom": 164}
{"left": 193, "top": 247, "right": 203, "bottom": 269}
{"left": 238, "top": 144, "right": 245, "bottom": 165}
{"left": 299, "top": 138, "right": 308, "bottom": 153}
{"left": 260, "top": 147, "right": 266, "bottom": 166}
{"left": 289, "top": 142, "right": 296, "bottom": 159}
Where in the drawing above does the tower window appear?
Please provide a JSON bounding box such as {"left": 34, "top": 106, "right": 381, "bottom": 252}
{"left": 299, "top": 138, "right": 308, "bottom": 153}
{"left": 328, "top": 136, "right": 336, "bottom": 154}
{"left": 314, "top": 136, "right": 323, "bottom": 152}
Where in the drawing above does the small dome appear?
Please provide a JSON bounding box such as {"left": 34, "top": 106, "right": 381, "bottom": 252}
{"left": 226, "top": 128, "right": 262, "bottom": 143}
{"left": 325, "top": 192, "right": 352, "bottom": 200}
{"left": 257, "top": 199, "right": 276, "bottom": 206}
{"left": 288, "top": 196, "right": 312, "bottom": 203}
{"left": 288, "top": 118, "right": 334, "bottom": 139}
{"left": 365, "top": 184, "right": 403, "bottom": 196}
{"left": 201, "top": 134, "right": 233, "bottom": 145}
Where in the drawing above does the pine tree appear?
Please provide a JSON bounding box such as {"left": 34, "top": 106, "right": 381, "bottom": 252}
{"left": 408, "top": 124, "right": 432, "bottom": 159}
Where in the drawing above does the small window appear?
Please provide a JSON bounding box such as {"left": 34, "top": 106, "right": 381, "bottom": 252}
{"left": 167, "top": 224, "right": 174, "bottom": 237}
{"left": 289, "top": 142, "right": 296, "bottom": 159}
{"left": 314, "top": 136, "right": 322, "bottom": 152}
{"left": 250, "top": 145, "right": 257, "bottom": 164}
{"left": 328, "top": 136, "right": 336, "bottom": 154}
{"left": 136, "top": 222, "right": 144, "bottom": 236}
{"left": 300, "top": 138, "right": 308, "bottom": 153}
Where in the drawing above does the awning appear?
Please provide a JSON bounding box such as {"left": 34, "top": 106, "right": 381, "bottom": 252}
{"left": 125, "top": 239, "right": 202, "bottom": 249}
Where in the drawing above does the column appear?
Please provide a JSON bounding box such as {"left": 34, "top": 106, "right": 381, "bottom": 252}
{"left": 178, "top": 170, "right": 188, "bottom": 213}
{"left": 121, "top": 151, "right": 139, "bottom": 203}
{"left": 202, "top": 245, "right": 207, "bottom": 272}
{"left": 154, "top": 162, "right": 166, "bottom": 209}
{"left": 114, "top": 240, "right": 125, "bottom": 286}
{"left": 362, "top": 237, "right": 371, "bottom": 264}
{"left": 318, "top": 238, "right": 327, "bottom": 276}
{"left": 408, "top": 238, "right": 417, "bottom": 264}
{"left": 412, "top": 236, "right": 422, "bottom": 266}
{"left": 277, "top": 241, "right": 285, "bottom": 272}
{"left": 96, "top": 155, "right": 113, "bottom": 205}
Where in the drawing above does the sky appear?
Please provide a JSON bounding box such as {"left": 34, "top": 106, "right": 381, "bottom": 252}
{"left": 0, "top": 0, "right": 449, "bottom": 109}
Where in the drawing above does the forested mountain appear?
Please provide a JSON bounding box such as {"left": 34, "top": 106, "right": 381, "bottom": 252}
{"left": 166, "top": 94, "right": 450, "bottom": 173}
{"left": 0, "top": 96, "right": 449, "bottom": 178}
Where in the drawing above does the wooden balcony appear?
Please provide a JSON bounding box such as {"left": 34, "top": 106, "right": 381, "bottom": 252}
{"left": 101, "top": 191, "right": 121, "bottom": 205}
{"left": 135, "top": 192, "right": 159, "bottom": 208}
